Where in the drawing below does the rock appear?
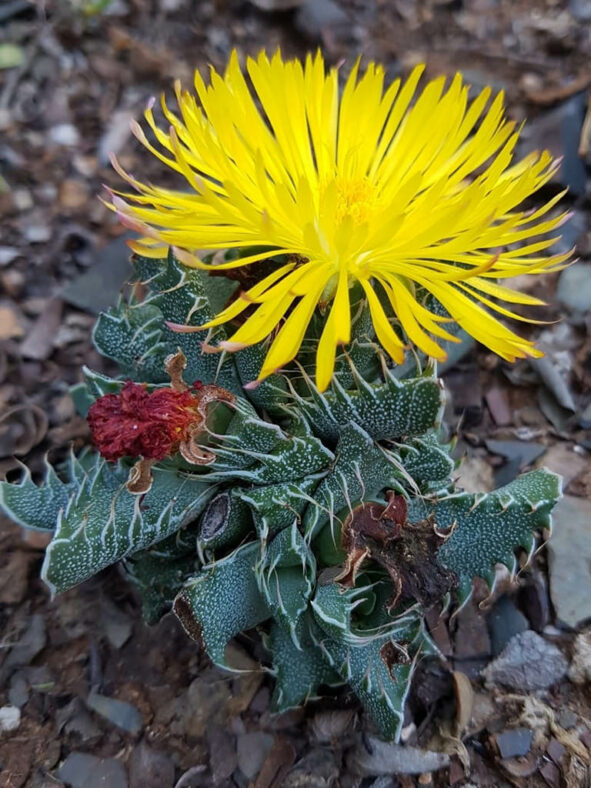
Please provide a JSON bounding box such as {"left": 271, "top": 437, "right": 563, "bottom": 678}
{"left": 487, "top": 596, "right": 529, "bottom": 657}
{"left": 494, "top": 728, "right": 534, "bottom": 758}
{"left": 61, "top": 235, "right": 133, "bottom": 315}
{"left": 295, "top": 0, "right": 350, "bottom": 40}
{"left": 0, "top": 550, "right": 35, "bottom": 605}
{"left": 570, "top": 0, "right": 591, "bottom": 21}
{"left": 534, "top": 443, "right": 588, "bottom": 489}
{"left": 86, "top": 692, "right": 143, "bottom": 735}
{"left": 23, "top": 224, "right": 52, "bottom": 244}
{"left": 557, "top": 263, "right": 591, "bottom": 313}
{"left": 48, "top": 123, "right": 80, "bottom": 147}
{"left": 98, "top": 597, "right": 133, "bottom": 650}
{"left": 485, "top": 440, "right": 547, "bottom": 469}
{"left": 20, "top": 298, "right": 63, "bottom": 361}
{"left": 547, "top": 495, "right": 591, "bottom": 628}
{"left": 56, "top": 697, "right": 102, "bottom": 743}
{"left": 283, "top": 749, "right": 339, "bottom": 787}
{"left": 453, "top": 598, "right": 492, "bottom": 661}
{"left": 0, "top": 246, "right": 21, "bottom": 267}
{"left": 207, "top": 725, "right": 237, "bottom": 784}
{"left": 129, "top": 742, "right": 175, "bottom": 788}
{"left": 0, "top": 705, "right": 21, "bottom": 732}
{"left": 7, "top": 674, "right": 29, "bottom": 708}
{"left": 347, "top": 736, "right": 450, "bottom": 776}
{"left": 568, "top": 632, "right": 591, "bottom": 684}
{"left": 0, "top": 303, "right": 25, "bottom": 339}
{"left": 518, "top": 94, "right": 587, "bottom": 196}
{"left": 57, "top": 752, "right": 128, "bottom": 788}
{"left": 181, "top": 670, "right": 232, "bottom": 738}
{"left": 482, "top": 631, "right": 567, "bottom": 691}
{"left": 456, "top": 454, "right": 494, "bottom": 494}
{"left": 236, "top": 731, "right": 274, "bottom": 780}
{"left": 552, "top": 209, "right": 588, "bottom": 256}
{"left": 249, "top": 0, "right": 304, "bottom": 8}
{"left": 0, "top": 614, "right": 47, "bottom": 685}
{"left": 485, "top": 387, "right": 512, "bottom": 426}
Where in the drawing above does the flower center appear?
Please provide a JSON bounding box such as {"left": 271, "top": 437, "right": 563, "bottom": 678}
{"left": 334, "top": 177, "right": 376, "bottom": 225}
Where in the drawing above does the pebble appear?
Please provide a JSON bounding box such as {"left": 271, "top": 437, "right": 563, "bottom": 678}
{"left": 24, "top": 224, "right": 52, "bottom": 244}
{"left": 236, "top": 731, "right": 275, "bottom": 780}
{"left": 0, "top": 246, "right": 21, "bottom": 267}
{"left": 48, "top": 123, "right": 80, "bottom": 147}
{"left": 129, "top": 742, "right": 175, "bottom": 788}
{"left": 570, "top": 0, "right": 591, "bottom": 21}
{"left": 494, "top": 728, "right": 533, "bottom": 759}
{"left": 482, "top": 631, "right": 567, "bottom": 691}
{"left": 347, "top": 736, "right": 450, "bottom": 776}
{"left": 568, "top": 632, "right": 591, "bottom": 685}
{"left": 57, "top": 753, "right": 128, "bottom": 788}
{"left": 557, "top": 263, "right": 591, "bottom": 313}
{"left": 487, "top": 596, "right": 529, "bottom": 657}
{"left": 0, "top": 303, "right": 25, "bottom": 339}
{"left": 86, "top": 692, "right": 143, "bottom": 735}
{"left": 547, "top": 495, "right": 591, "bottom": 628}
{"left": 0, "top": 705, "right": 21, "bottom": 732}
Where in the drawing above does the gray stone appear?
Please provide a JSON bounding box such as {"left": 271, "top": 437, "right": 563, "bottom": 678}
{"left": 487, "top": 596, "right": 529, "bottom": 656}
{"left": 0, "top": 705, "right": 21, "bottom": 732}
{"left": 56, "top": 752, "right": 128, "bottom": 788}
{"left": 570, "top": 0, "right": 591, "bottom": 21}
{"left": 236, "top": 732, "right": 274, "bottom": 780}
{"left": 518, "top": 94, "right": 587, "bottom": 196}
{"left": 0, "top": 614, "right": 47, "bottom": 685}
{"left": 482, "top": 630, "right": 567, "bottom": 691}
{"left": 347, "top": 736, "right": 450, "bottom": 776}
{"left": 61, "top": 235, "right": 133, "bottom": 315}
{"left": 295, "top": 0, "right": 349, "bottom": 39}
{"left": 557, "top": 263, "right": 591, "bottom": 313}
{"left": 86, "top": 692, "right": 143, "bottom": 735}
{"left": 547, "top": 495, "right": 591, "bottom": 628}
{"left": 7, "top": 673, "right": 29, "bottom": 707}
{"left": 495, "top": 728, "right": 534, "bottom": 758}
{"left": 129, "top": 742, "right": 175, "bottom": 788}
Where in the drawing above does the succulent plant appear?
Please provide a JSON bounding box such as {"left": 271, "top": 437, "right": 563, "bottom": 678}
{"left": 0, "top": 250, "right": 562, "bottom": 741}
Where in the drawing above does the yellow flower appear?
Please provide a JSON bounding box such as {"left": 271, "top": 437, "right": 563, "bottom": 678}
{"left": 112, "top": 50, "right": 571, "bottom": 391}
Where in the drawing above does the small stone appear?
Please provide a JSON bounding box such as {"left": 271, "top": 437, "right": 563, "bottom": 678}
{"left": 568, "top": 632, "right": 591, "bottom": 685}
{"left": 7, "top": 674, "right": 29, "bottom": 708}
{"left": 48, "top": 123, "right": 80, "bottom": 147}
{"left": 207, "top": 725, "right": 237, "bottom": 784}
{"left": 24, "top": 224, "right": 52, "bottom": 243}
{"left": 129, "top": 742, "right": 175, "bottom": 788}
{"left": 547, "top": 495, "right": 591, "bottom": 628}
{"left": 558, "top": 709, "right": 578, "bottom": 729}
{"left": 59, "top": 179, "right": 90, "bottom": 210}
{"left": 482, "top": 631, "right": 567, "bottom": 691}
{"left": 347, "top": 736, "right": 450, "bottom": 776}
{"left": 546, "top": 738, "right": 566, "bottom": 764}
{"left": 485, "top": 387, "right": 512, "bottom": 426}
{"left": 534, "top": 443, "right": 588, "bottom": 489}
{"left": 0, "top": 614, "right": 47, "bottom": 685}
{"left": 570, "top": 0, "right": 591, "bottom": 21}
{"left": 494, "top": 728, "right": 534, "bottom": 759}
{"left": 487, "top": 596, "right": 529, "bottom": 657}
{"left": 0, "top": 303, "right": 25, "bottom": 339}
{"left": 295, "top": 0, "right": 350, "bottom": 40}
{"left": 0, "top": 705, "right": 21, "bottom": 732}
{"left": 181, "top": 670, "right": 232, "bottom": 738}
{"left": 557, "top": 263, "right": 591, "bottom": 313}
{"left": 0, "top": 246, "right": 21, "bottom": 266}
{"left": 86, "top": 692, "right": 143, "bottom": 735}
{"left": 236, "top": 732, "right": 274, "bottom": 780}
{"left": 57, "top": 752, "right": 128, "bottom": 788}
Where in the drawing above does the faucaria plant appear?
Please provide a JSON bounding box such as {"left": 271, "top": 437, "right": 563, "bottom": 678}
{"left": 1, "top": 52, "right": 569, "bottom": 740}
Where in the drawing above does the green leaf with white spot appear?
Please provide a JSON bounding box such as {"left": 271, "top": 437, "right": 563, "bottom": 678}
{"left": 409, "top": 468, "right": 562, "bottom": 605}
{"left": 40, "top": 456, "right": 214, "bottom": 595}
{"left": 174, "top": 542, "right": 270, "bottom": 667}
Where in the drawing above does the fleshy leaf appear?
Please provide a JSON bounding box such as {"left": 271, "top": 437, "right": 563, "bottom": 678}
{"left": 296, "top": 369, "right": 444, "bottom": 443}
{"left": 40, "top": 456, "right": 213, "bottom": 595}
{"left": 174, "top": 542, "right": 270, "bottom": 667}
{"left": 267, "top": 616, "right": 342, "bottom": 712}
{"left": 409, "top": 468, "right": 562, "bottom": 606}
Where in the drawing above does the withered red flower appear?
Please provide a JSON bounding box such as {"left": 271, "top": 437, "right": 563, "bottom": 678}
{"left": 88, "top": 381, "right": 204, "bottom": 462}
